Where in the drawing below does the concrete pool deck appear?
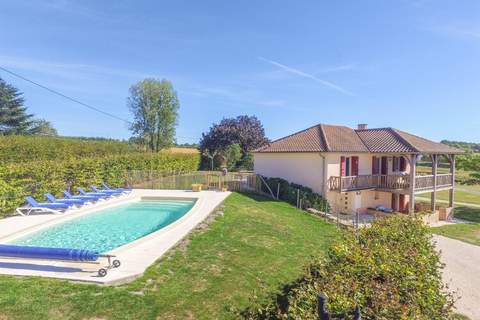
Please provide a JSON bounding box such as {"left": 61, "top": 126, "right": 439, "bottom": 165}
{"left": 0, "top": 189, "right": 230, "bottom": 285}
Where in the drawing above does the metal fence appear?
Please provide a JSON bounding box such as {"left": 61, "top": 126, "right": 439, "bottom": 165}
{"left": 125, "top": 170, "right": 274, "bottom": 196}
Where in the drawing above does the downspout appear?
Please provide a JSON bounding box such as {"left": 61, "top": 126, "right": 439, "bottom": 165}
{"left": 319, "top": 153, "right": 328, "bottom": 197}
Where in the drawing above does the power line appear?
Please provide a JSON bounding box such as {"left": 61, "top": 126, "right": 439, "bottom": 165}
{"left": 0, "top": 66, "right": 199, "bottom": 141}
{"left": 0, "top": 66, "right": 132, "bottom": 124}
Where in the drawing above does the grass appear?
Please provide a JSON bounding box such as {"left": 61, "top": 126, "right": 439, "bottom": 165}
{"left": 431, "top": 206, "right": 480, "bottom": 247}
{"left": 432, "top": 223, "right": 480, "bottom": 246}
{"left": 0, "top": 192, "right": 339, "bottom": 320}
{"left": 435, "top": 189, "right": 480, "bottom": 205}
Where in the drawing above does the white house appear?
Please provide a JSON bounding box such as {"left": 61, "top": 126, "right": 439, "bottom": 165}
{"left": 253, "top": 124, "right": 463, "bottom": 216}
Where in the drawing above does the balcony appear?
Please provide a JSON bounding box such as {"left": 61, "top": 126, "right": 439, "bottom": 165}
{"left": 328, "top": 174, "right": 453, "bottom": 192}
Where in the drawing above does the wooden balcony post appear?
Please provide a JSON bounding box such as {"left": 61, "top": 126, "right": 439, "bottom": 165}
{"left": 449, "top": 155, "right": 456, "bottom": 211}
{"left": 430, "top": 154, "right": 438, "bottom": 213}
{"left": 409, "top": 154, "right": 416, "bottom": 215}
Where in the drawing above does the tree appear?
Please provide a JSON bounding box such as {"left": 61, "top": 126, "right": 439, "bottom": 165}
{"left": 221, "top": 143, "right": 242, "bottom": 170}
{"left": 128, "top": 79, "right": 179, "bottom": 152}
{"left": 200, "top": 115, "right": 269, "bottom": 155}
{"left": 202, "top": 148, "right": 219, "bottom": 171}
{"left": 0, "top": 77, "right": 34, "bottom": 134}
{"left": 199, "top": 115, "right": 269, "bottom": 169}
{"left": 29, "top": 119, "right": 58, "bottom": 136}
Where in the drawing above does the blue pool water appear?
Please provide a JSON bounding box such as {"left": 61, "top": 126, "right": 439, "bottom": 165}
{"left": 12, "top": 200, "right": 195, "bottom": 253}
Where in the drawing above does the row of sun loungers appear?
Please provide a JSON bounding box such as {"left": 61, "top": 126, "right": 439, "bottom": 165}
{"left": 16, "top": 183, "right": 132, "bottom": 216}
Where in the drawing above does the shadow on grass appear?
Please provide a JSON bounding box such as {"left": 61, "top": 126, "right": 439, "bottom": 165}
{"left": 236, "top": 191, "right": 278, "bottom": 203}
{"left": 454, "top": 206, "right": 480, "bottom": 223}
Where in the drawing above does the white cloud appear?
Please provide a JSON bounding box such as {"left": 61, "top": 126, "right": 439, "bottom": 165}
{"left": 258, "top": 57, "right": 355, "bottom": 96}
{"left": 0, "top": 55, "right": 158, "bottom": 80}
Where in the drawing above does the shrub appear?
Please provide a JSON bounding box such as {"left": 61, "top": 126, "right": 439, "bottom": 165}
{"left": 262, "top": 177, "right": 330, "bottom": 213}
{"left": 242, "top": 215, "right": 454, "bottom": 319}
{"left": 0, "top": 135, "right": 138, "bottom": 163}
{"left": 0, "top": 151, "right": 200, "bottom": 216}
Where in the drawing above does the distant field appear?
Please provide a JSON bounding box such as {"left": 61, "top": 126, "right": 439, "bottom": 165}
{"left": 167, "top": 147, "right": 199, "bottom": 154}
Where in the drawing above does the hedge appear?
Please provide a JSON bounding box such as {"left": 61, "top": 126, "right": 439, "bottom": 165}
{"left": 241, "top": 215, "right": 454, "bottom": 319}
{"left": 262, "top": 176, "right": 330, "bottom": 213}
{"left": 0, "top": 151, "right": 200, "bottom": 216}
{"left": 0, "top": 135, "right": 138, "bottom": 163}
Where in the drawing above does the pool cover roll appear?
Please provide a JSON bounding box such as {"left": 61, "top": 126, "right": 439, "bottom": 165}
{"left": 0, "top": 244, "right": 99, "bottom": 261}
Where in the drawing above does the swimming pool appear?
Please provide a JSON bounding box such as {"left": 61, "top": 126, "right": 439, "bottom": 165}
{"left": 11, "top": 199, "right": 195, "bottom": 253}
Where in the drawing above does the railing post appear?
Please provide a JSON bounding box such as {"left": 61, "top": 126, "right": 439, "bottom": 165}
{"left": 409, "top": 154, "right": 417, "bottom": 215}
{"left": 433, "top": 155, "right": 438, "bottom": 213}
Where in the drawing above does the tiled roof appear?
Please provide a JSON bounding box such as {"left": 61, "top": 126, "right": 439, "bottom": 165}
{"left": 321, "top": 125, "right": 368, "bottom": 152}
{"left": 254, "top": 125, "right": 328, "bottom": 152}
{"left": 392, "top": 129, "right": 462, "bottom": 154}
{"left": 356, "top": 128, "right": 416, "bottom": 153}
{"left": 254, "top": 124, "right": 464, "bottom": 154}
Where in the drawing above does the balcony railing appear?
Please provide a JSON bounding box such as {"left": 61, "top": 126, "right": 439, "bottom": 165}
{"left": 414, "top": 174, "right": 454, "bottom": 191}
{"left": 328, "top": 173, "right": 453, "bottom": 192}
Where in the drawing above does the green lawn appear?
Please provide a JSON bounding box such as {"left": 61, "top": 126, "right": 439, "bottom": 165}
{"left": 433, "top": 223, "right": 480, "bottom": 246}
{"left": 435, "top": 189, "right": 480, "bottom": 205}
{"left": 0, "top": 192, "right": 339, "bottom": 320}
{"left": 431, "top": 206, "right": 480, "bottom": 247}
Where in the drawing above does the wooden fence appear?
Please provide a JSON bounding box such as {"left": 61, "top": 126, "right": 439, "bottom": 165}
{"left": 125, "top": 170, "right": 273, "bottom": 196}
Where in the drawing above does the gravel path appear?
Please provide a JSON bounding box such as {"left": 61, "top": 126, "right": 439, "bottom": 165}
{"left": 434, "top": 235, "right": 480, "bottom": 319}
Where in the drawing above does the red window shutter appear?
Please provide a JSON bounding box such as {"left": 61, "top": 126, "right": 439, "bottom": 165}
{"left": 392, "top": 157, "right": 398, "bottom": 172}
{"left": 399, "top": 194, "right": 406, "bottom": 212}
{"left": 400, "top": 157, "right": 406, "bottom": 171}
{"left": 340, "top": 156, "right": 346, "bottom": 176}
{"left": 381, "top": 157, "right": 388, "bottom": 175}
{"left": 372, "top": 156, "right": 378, "bottom": 174}
{"left": 351, "top": 156, "right": 359, "bottom": 176}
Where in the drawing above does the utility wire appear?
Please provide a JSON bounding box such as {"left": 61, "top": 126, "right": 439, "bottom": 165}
{"left": 0, "top": 66, "right": 132, "bottom": 124}
{"left": 0, "top": 66, "right": 198, "bottom": 141}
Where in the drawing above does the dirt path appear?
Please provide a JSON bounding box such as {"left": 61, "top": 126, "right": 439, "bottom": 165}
{"left": 434, "top": 235, "right": 480, "bottom": 319}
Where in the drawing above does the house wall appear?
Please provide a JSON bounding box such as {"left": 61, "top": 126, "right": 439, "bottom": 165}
{"left": 325, "top": 153, "right": 374, "bottom": 179}
{"left": 327, "top": 190, "right": 398, "bottom": 214}
{"left": 253, "top": 152, "right": 325, "bottom": 194}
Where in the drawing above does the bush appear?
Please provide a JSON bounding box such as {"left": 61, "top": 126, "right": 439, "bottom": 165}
{"left": 0, "top": 151, "right": 200, "bottom": 216}
{"left": 262, "top": 177, "right": 330, "bottom": 213}
{"left": 0, "top": 135, "right": 138, "bottom": 162}
{"left": 242, "top": 215, "right": 454, "bottom": 319}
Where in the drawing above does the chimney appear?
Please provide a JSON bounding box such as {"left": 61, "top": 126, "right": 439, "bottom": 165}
{"left": 357, "top": 124, "right": 368, "bottom": 130}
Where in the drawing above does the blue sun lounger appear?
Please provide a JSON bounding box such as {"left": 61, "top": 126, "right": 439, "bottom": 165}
{"left": 102, "top": 183, "right": 132, "bottom": 193}
{"left": 63, "top": 190, "right": 101, "bottom": 202}
{"left": 91, "top": 186, "right": 124, "bottom": 195}
{"left": 44, "top": 193, "right": 89, "bottom": 206}
{"left": 77, "top": 187, "right": 113, "bottom": 199}
{"left": 0, "top": 244, "right": 120, "bottom": 277}
{"left": 16, "top": 196, "right": 72, "bottom": 216}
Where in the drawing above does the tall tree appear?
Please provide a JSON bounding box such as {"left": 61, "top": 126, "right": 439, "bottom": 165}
{"left": 128, "top": 79, "right": 180, "bottom": 152}
{"left": 0, "top": 77, "right": 34, "bottom": 134}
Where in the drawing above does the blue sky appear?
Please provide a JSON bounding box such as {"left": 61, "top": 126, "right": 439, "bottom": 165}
{"left": 0, "top": 0, "right": 479, "bottom": 143}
